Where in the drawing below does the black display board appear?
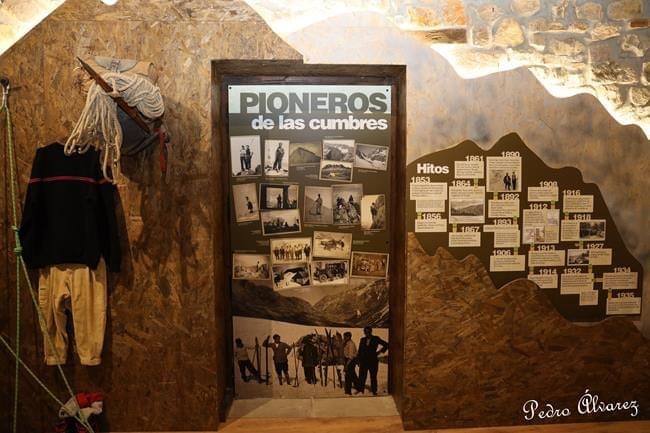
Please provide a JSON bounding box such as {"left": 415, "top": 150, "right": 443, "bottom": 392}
{"left": 224, "top": 81, "right": 396, "bottom": 399}
{"left": 227, "top": 84, "right": 392, "bottom": 256}
{"left": 406, "top": 133, "right": 643, "bottom": 322}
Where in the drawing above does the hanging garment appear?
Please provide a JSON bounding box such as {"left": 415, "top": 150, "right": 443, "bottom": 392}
{"left": 38, "top": 259, "right": 107, "bottom": 366}
{"left": 19, "top": 142, "right": 121, "bottom": 272}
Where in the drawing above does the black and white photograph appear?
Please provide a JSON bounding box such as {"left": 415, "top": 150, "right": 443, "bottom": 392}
{"left": 232, "top": 316, "right": 389, "bottom": 398}
{"left": 351, "top": 252, "right": 389, "bottom": 279}
{"left": 579, "top": 220, "right": 606, "bottom": 241}
{"left": 289, "top": 142, "right": 321, "bottom": 166}
{"left": 313, "top": 231, "right": 353, "bottom": 259}
{"left": 261, "top": 209, "right": 302, "bottom": 236}
{"left": 264, "top": 139, "right": 290, "bottom": 177}
{"left": 546, "top": 209, "right": 560, "bottom": 226}
{"left": 232, "top": 183, "right": 259, "bottom": 223}
{"left": 486, "top": 156, "right": 522, "bottom": 192}
{"left": 232, "top": 274, "right": 390, "bottom": 398}
{"left": 230, "top": 135, "right": 262, "bottom": 177}
{"left": 228, "top": 85, "right": 393, "bottom": 401}
{"left": 233, "top": 253, "right": 271, "bottom": 280}
{"left": 522, "top": 226, "right": 545, "bottom": 244}
{"left": 272, "top": 263, "right": 311, "bottom": 290}
{"left": 567, "top": 249, "right": 590, "bottom": 266}
{"left": 260, "top": 183, "right": 299, "bottom": 210}
{"left": 448, "top": 186, "right": 485, "bottom": 224}
{"left": 522, "top": 209, "right": 559, "bottom": 244}
{"left": 322, "top": 139, "right": 355, "bottom": 162}
{"left": 311, "top": 260, "right": 349, "bottom": 286}
{"left": 270, "top": 238, "right": 312, "bottom": 264}
{"left": 355, "top": 143, "right": 388, "bottom": 171}
{"left": 319, "top": 161, "right": 353, "bottom": 183}
{"left": 449, "top": 199, "right": 484, "bottom": 223}
{"left": 304, "top": 186, "right": 333, "bottom": 225}
{"left": 361, "top": 194, "right": 386, "bottom": 231}
{"left": 332, "top": 184, "right": 363, "bottom": 225}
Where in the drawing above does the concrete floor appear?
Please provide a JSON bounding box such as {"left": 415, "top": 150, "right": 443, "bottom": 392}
{"left": 228, "top": 396, "right": 399, "bottom": 419}
{"left": 218, "top": 418, "right": 650, "bottom": 433}
{"left": 114, "top": 398, "right": 650, "bottom": 432}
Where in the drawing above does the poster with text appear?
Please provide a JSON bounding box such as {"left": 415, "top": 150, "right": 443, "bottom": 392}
{"left": 227, "top": 84, "right": 392, "bottom": 398}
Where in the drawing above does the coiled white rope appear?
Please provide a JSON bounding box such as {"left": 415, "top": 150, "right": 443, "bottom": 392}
{"left": 64, "top": 71, "right": 164, "bottom": 182}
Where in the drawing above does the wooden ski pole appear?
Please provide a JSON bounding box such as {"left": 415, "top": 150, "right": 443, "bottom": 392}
{"left": 264, "top": 336, "right": 270, "bottom": 385}
{"left": 255, "top": 337, "right": 262, "bottom": 382}
{"left": 293, "top": 343, "right": 300, "bottom": 388}
{"left": 314, "top": 329, "right": 324, "bottom": 386}
{"left": 326, "top": 329, "right": 335, "bottom": 388}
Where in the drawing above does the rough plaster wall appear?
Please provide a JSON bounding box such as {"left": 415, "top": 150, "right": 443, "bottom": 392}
{"left": 0, "top": 0, "right": 300, "bottom": 431}
{"left": 445, "top": 0, "right": 650, "bottom": 137}
{"left": 0, "top": 0, "right": 66, "bottom": 54}
{"left": 284, "top": 12, "right": 650, "bottom": 338}
{"left": 246, "top": 0, "right": 649, "bottom": 136}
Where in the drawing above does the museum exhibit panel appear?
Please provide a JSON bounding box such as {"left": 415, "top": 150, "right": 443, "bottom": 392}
{"left": 0, "top": 1, "right": 649, "bottom": 433}
{"left": 224, "top": 78, "right": 396, "bottom": 399}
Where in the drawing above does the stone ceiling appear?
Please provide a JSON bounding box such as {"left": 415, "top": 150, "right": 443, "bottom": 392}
{"left": 0, "top": 0, "right": 648, "bottom": 137}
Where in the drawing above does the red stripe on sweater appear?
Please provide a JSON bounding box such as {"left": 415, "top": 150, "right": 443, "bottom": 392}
{"left": 29, "top": 176, "right": 104, "bottom": 184}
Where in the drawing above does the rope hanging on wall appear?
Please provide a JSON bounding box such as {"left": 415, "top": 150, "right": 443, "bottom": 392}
{"left": 64, "top": 71, "right": 164, "bottom": 182}
{"left": 1, "top": 79, "right": 97, "bottom": 433}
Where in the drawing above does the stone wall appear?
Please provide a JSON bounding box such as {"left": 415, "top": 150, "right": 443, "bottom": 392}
{"left": 0, "top": 1, "right": 299, "bottom": 431}
{"left": 246, "top": 0, "right": 649, "bottom": 135}
{"left": 458, "top": 0, "right": 649, "bottom": 134}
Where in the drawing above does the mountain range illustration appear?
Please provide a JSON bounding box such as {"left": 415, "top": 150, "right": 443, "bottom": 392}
{"left": 407, "top": 133, "right": 643, "bottom": 322}
{"left": 403, "top": 234, "right": 650, "bottom": 428}
{"left": 232, "top": 279, "right": 389, "bottom": 328}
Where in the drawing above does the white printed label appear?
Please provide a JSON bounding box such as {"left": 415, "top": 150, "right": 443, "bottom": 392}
{"left": 528, "top": 273, "right": 558, "bottom": 289}
{"left": 606, "top": 297, "right": 641, "bottom": 315}
{"left": 493, "top": 229, "right": 520, "bottom": 248}
{"left": 416, "top": 200, "right": 445, "bottom": 213}
{"left": 410, "top": 182, "right": 448, "bottom": 201}
{"left": 602, "top": 272, "right": 638, "bottom": 290}
{"left": 589, "top": 249, "right": 612, "bottom": 266}
{"left": 528, "top": 186, "right": 559, "bottom": 202}
{"left": 522, "top": 209, "right": 559, "bottom": 244}
{"left": 579, "top": 290, "right": 599, "bottom": 306}
{"left": 490, "top": 255, "right": 525, "bottom": 272}
{"left": 560, "top": 220, "right": 580, "bottom": 242}
{"left": 415, "top": 218, "right": 447, "bottom": 233}
{"left": 560, "top": 273, "right": 594, "bottom": 294}
{"left": 455, "top": 160, "right": 484, "bottom": 179}
{"left": 449, "top": 231, "right": 481, "bottom": 247}
{"left": 528, "top": 250, "right": 566, "bottom": 267}
{"left": 563, "top": 194, "right": 594, "bottom": 213}
{"left": 488, "top": 199, "right": 520, "bottom": 218}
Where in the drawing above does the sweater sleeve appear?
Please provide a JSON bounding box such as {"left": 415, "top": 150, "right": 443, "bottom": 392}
{"left": 18, "top": 149, "right": 44, "bottom": 268}
{"left": 98, "top": 180, "right": 121, "bottom": 272}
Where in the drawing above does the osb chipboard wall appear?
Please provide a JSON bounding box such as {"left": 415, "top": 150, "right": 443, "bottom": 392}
{"left": 0, "top": 0, "right": 300, "bottom": 431}
{"left": 403, "top": 233, "right": 650, "bottom": 430}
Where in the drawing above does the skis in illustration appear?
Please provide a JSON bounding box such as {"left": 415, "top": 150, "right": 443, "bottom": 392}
{"left": 293, "top": 343, "right": 300, "bottom": 388}
{"left": 264, "top": 335, "right": 270, "bottom": 385}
